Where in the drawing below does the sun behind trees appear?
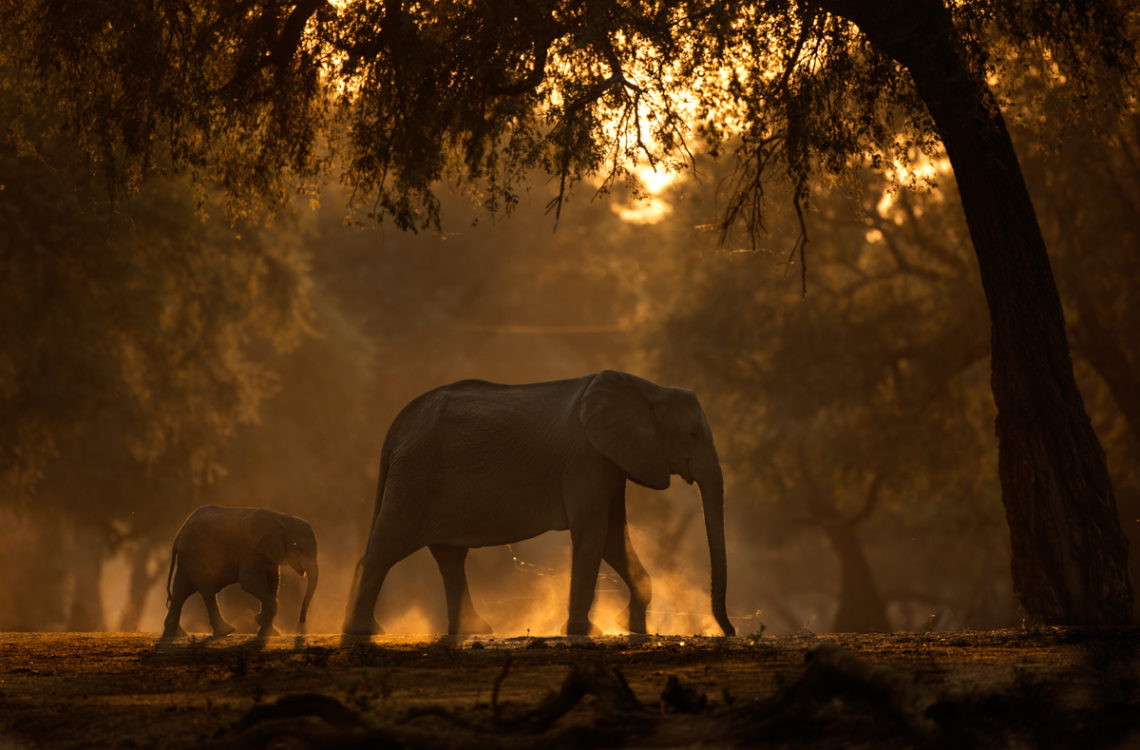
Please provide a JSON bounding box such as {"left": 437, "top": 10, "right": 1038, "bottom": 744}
{"left": 2, "top": 0, "right": 1137, "bottom": 625}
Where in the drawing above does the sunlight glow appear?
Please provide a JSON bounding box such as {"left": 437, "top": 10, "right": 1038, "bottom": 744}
{"left": 476, "top": 565, "right": 719, "bottom": 637}
{"left": 613, "top": 164, "right": 680, "bottom": 225}
{"left": 876, "top": 154, "right": 952, "bottom": 215}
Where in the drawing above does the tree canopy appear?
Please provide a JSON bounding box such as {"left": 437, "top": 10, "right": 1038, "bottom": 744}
{"left": 0, "top": 69, "right": 313, "bottom": 589}
{"left": 3, "top": 1, "right": 1132, "bottom": 227}
{"left": 0, "top": 132, "right": 312, "bottom": 501}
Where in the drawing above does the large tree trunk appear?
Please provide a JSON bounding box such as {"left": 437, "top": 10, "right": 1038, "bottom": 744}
{"left": 824, "top": 0, "right": 1133, "bottom": 624}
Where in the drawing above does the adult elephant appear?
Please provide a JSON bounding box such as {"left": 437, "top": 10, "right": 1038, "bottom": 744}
{"left": 343, "top": 370, "right": 734, "bottom": 637}
{"left": 163, "top": 506, "right": 319, "bottom": 638}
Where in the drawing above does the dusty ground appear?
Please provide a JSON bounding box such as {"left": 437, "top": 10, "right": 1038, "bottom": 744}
{"left": 0, "top": 628, "right": 1137, "bottom": 748}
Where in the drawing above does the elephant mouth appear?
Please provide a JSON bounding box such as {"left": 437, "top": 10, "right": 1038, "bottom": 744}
{"left": 681, "top": 459, "right": 694, "bottom": 485}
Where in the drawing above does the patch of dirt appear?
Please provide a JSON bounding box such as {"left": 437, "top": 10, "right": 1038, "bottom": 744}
{"left": 0, "top": 629, "right": 1136, "bottom": 748}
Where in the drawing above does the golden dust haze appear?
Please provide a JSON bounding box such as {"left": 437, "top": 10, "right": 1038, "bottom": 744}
{"left": 0, "top": 152, "right": 1016, "bottom": 638}
{"left": 6, "top": 95, "right": 1140, "bottom": 639}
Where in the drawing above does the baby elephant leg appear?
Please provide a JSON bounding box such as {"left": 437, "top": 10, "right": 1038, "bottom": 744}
{"left": 163, "top": 572, "right": 197, "bottom": 638}
{"left": 240, "top": 561, "right": 280, "bottom": 637}
{"left": 202, "top": 587, "right": 238, "bottom": 638}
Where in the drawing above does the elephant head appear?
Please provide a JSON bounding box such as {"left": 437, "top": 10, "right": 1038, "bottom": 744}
{"left": 580, "top": 370, "right": 734, "bottom": 636}
{"left": 243, "top": 509, "right": 320, "bottom": 625}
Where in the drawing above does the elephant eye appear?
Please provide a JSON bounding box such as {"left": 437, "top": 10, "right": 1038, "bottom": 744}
{"left": 689, "top": 429, "right": 701, "bottom": 439}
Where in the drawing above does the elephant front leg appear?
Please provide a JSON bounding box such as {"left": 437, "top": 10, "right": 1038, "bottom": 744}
{"left": 240, "top": 561, "right": 279, "bottom": 637}
{"left": 564, "top": 469, "right": 625, "bottom": 636}
{"left": 603, "top": 510, "right": 652, "bottom": 635}
{"left": 566, "top": 526, "right": 606, "bottom": 636}
{"left": 430, "top": 544, "right": 493, "bottom": 635}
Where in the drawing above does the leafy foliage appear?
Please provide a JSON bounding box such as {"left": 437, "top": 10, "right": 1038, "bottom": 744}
{"left": 0, "top": 79, "right": 313, "bottom": 524}
{"left": 2, "top": 1, "right": 1134, "bottom": 231}
{"left": 648, "top": 162, "right": 1008, "bottom": 628}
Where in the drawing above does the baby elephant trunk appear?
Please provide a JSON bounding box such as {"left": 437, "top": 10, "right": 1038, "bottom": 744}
{"left": 298, "top": 561, "right": 318, "bottom": 625}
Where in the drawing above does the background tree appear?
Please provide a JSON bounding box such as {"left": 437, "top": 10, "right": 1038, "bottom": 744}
{"left": 0, "top": 79, "right": 313, "bottom": 629}
{"left": 644, "top": 92, "right": 1140, "bottom": 629}
{"left": 650, "top": 161, "right": 1007, "bottom": 632}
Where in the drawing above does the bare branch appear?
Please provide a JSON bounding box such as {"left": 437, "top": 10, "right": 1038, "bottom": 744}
{"left": 793, "top": 192, "right": 809, "bottom": 296}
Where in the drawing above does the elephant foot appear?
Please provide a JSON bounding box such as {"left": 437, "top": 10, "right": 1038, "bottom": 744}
{"left": 255, "top": 613, "right": 279, "bottom": 638}
{"left": 161, "top": 615, "right": 188, "bottom": 639}
{"left": 618, "top": 607, "right": 648, "bottom": 635}
{"left": 212, "top": 622, "right": 237, "bottom": 638}
{"left": 451, "top": 613, "right": 493, "bottom": 636}
{"left": 564, "top": 618, "right": 601, "bottom": 636}
{"left": 343, "top": 616, "right": 383, "bottom": 636}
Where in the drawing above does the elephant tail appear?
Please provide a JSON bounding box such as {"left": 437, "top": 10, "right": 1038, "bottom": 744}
{"left": 369, "top": 437, "right": 393, "bottom": 528}
{"left": 349, "top": 557, "right": 364, "bottom": 597}
{"left": 165, "top": 547, "right": 178, "bottom": 609}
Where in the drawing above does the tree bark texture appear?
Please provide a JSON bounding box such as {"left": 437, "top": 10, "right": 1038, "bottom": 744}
{"left": 822, "top": 0, "right": 1133, "bottom": 624}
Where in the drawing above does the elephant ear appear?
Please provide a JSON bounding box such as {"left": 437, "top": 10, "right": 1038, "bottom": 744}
{"left": 243, "top": 509, "right": 287, "bottom": 565}
{"left": 579, "top": 370, "right": 671, "bottom": 490}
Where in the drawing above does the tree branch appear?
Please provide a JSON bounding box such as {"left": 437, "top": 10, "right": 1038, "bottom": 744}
{"left": 845, "top": 472, "right": 884, "bottom": 528}
{"left": 219, "top": 0, "right": 328, "bottom": 96}
{"left": 490, "top": 30, "right": 557, "bottom": 96}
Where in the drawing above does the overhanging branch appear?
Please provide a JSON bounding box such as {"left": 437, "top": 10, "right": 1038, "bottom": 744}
{"left": 218, "top": 0, "right": 328, "bottom": 96}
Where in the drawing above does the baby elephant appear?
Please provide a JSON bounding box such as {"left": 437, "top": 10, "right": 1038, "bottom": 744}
{"left": 163, "top": 505, "right": 319, "bottom": 638}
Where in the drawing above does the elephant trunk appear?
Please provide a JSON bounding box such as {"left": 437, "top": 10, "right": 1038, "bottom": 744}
{"left": 697, "top": 464, "right": 734, "bottom": 636}
{"left": 299, "top": 560, "right": 318, "bottom": 625}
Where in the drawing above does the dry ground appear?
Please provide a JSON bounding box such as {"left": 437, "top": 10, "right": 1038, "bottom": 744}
{"left": 0, "top": 628, "right": 1137, "bottom": 748}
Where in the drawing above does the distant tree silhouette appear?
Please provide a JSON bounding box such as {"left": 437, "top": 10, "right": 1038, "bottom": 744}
{"left": 0, "top": 83, "right": 313, "bottom": 628}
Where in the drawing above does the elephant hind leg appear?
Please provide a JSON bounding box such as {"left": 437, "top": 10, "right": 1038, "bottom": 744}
{"left": 344, "top": 535, "right": 419, "bottom": 636}
{"left": 162, "top": 573, "right": 195, "bottom": 638}
{"left": 429, "top": 545, "right": 492, "bottom": 635}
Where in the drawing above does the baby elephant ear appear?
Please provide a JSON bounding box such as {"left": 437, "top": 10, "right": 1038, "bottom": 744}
{"left": 579, "top": 370, "right": 671, "bottom": 490}
{"left": 243, "top": 509, "right": 287, "bottom": 565}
